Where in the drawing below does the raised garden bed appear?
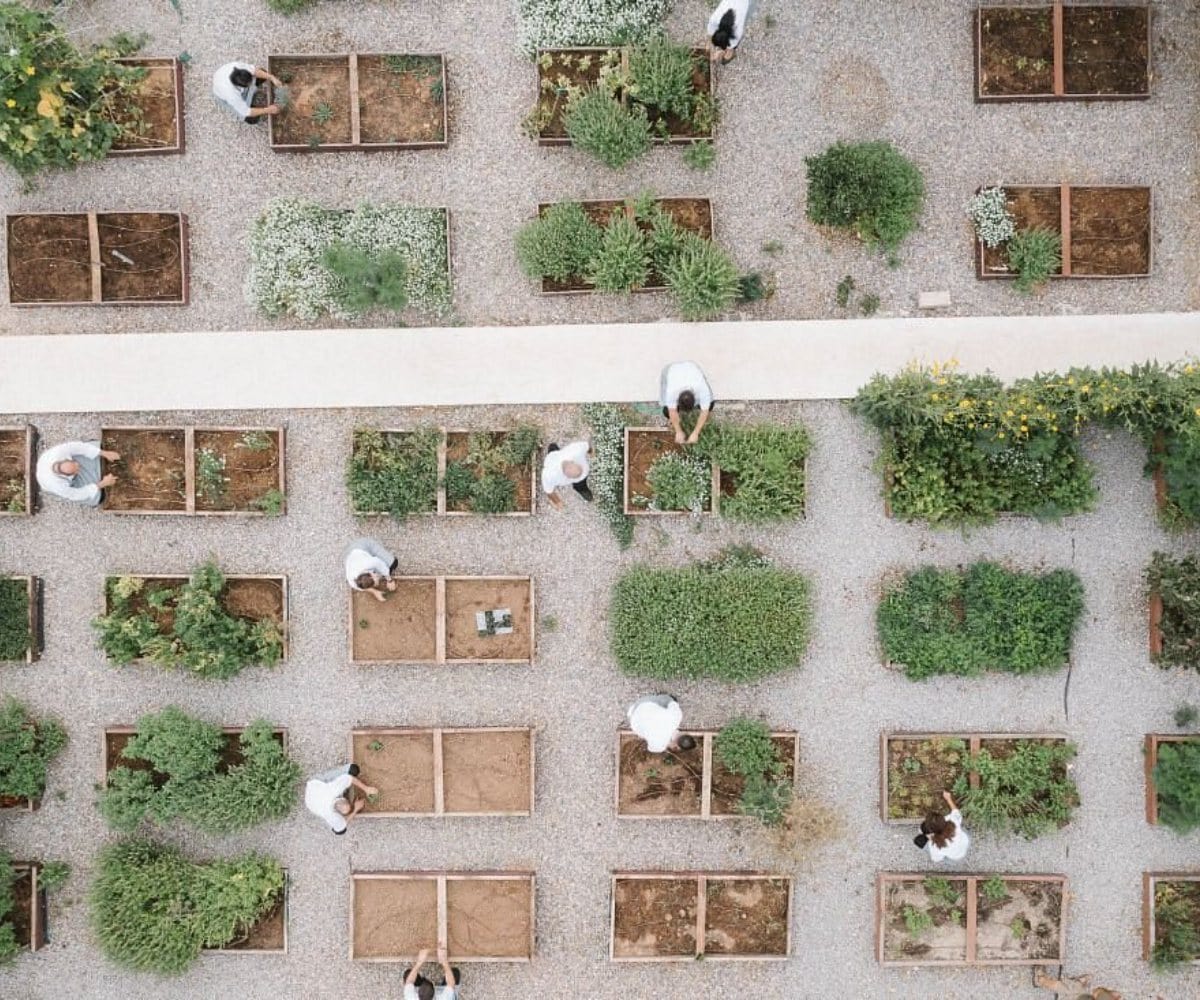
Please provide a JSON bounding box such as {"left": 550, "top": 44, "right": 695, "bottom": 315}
{"left": 100, "top": 426, "right": 285, "bottom": 515}
{"left": 976, "top": 185, "right": 1152, "bottom": 279}
{"left": 623, "top": 427, "right": 719, "bottom": 516}
{"left": 1147, "top": 552, "right": 1199, "bottom": 670}
{"left": 610, "top": 872, "right": 791, "bottom": 961}
{"left": 1144, "top": 734, "right": 1200, "bottom": 828}
{"left": 351, "top": 871, "right": 535, "bottom": 961}
{"left": 877, "top": 873, "right": 1066, "bottom": 966}
{"left": 4, "top": 863, "right": 47, "bottom": 954}
{"left": 0, "top": 697, "right": 63, "bottom": 815}
{"left": 6, "top": 211, "right": 189, "bottom": 306}
{"left": 0, "top": 425, "right": 35, "bottom": 516}
{"left": 616, "top": 730, "right": 797, "bottom": 819}
{"left": 206, "top": 874, "right": 289, "bottom": 954}
{"left": 352, "top": 727, "right": 533, "bottom": 816}
{"left": 976, "top": 4, "right": 1150, "bottom": 101}
{"left": 268, "top": 53, "right": 447, "bottom": 151}
{"left": 1143, "top": 874, "right": 1200, "bottom": 965}
{"left": 101, "top": 725, "right": 288, "bottom": 781}
{"left": 0, "top": 575, "right": 42, "bottom": 665}
{"left": 110, "top": 57, "right": 185, "bottom": 155}
{"left": 350, "top": 576, "right": 533, "bottom": 665}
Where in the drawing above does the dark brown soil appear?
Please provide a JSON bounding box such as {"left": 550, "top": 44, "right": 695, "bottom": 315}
{"left": 271, "top": 56, "right": 353, "bottom": 146}
{"left": 882, "top": 878, "right": 969, "bottom": 962}
{"left": 0, "top": 794, "right": 30, "bottom": 808}
{"left": 445, "top": 578, "right": 531, "bottom": 661}
{"left": 101, "top": 428, "right": 187, "bottom": 511}
{"left": 6, "top": 214, "right": 93, "bottom": 304}
{"left": 351, "top": 580, "right": 438, "bottom": 662}
{"left": 976, "top": 879, "right": 1062, "bottom": 961}
{"left": 193, "top": 429, "right": 282, "bottom": 513}
{"left": 886, "top": 737, "right": 968, "bottom": 821}
{"left": 982, "top": 186, "right": 1063, "bottom": 276}
{"left": 221, "top": 893, "right": 286, "bottom": 951}
{"left": 535, "top": 48, "right": 606, "bottom": 139}
{"left": 1069, "top": 186, "right": 1151, "bottom": 276}
{"left": 352, "top": 876, "right": 438, "bottom": 958}
{"left": 636, "top": 52, "right": 712, "bottom": 139}
{"left": 1154, "top": 881, "right": 1200, "bottom": 957}
{"left": 9, "top": 868, "right": 35, "bottom": 949}
{"left": 445, "top": 432, "right": 534, "bottom": 514}
{"left": 97, "top": 213, "right": 184, "bottom": 302}
{"left": 711, "top": 736, "right": 797, "bottom": 816}
{"left": 704, "top": 878, "right": 790, "bottom": 956}
{"left": 446, "top": 878, "right": 532, "bottom": 958}
{"left": 222, "top": 578, "right": 285, "bottom": 627}
{"left": 358, "top": 55, "right": 445, "bottom": 145}
{"left": 612, "top": 877, "right": 697, "bottom": 958}
{"left": 111, "top": 61, "right": 180, "bottom": 151}
{"left": 0, "top": 429, "right": 28, "bottom": 512}
{"left": 626, "top": 428, "right": 712, "bottom": 513}
{"left": 442, "top": 730, "right": 532, "bottom": 813}
{"left": 541, "top": 200, "right": 625, "bottom": 293}
{"left": 1063, "top": 6, "right": 1150, "bottom": 95}
{"left": 353, "top": 730, "right": 436, "bottom": 813}
{"left": 617, "top": 734, "right": 703, "bottom": 817}
{"left": 978, "top": 8, "right": 1054, "bottom": 97}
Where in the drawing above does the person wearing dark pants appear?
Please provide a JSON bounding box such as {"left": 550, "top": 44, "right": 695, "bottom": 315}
{"left": 659, "top": 361, "right": 716, "bottom": 444}
{"left": 404, "top": 947, "right": 461, "bottom": 999}
{"left": 541, "top": 441, "right": 593, "bottom": 508}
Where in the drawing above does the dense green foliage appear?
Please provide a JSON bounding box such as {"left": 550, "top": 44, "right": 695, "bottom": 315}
{"left": 627, "top": 37, "right": 696, "bottom": 118}
{"left": 320, "top": 243, "right": 409, "bottom": 314}
{"left": 0, "top": 697, "right": 66, "bottom": 801}
{"left": 100, "top": 708, "right": 300, "bottom": 834}
{"left": 1161, "top": 428, "right": 1200, "bottom": 530}
{"left": 1147, "top": 552, "right": 1200, "bottom": 671}
{"left": 92, "top": 564, "right": 283, "bottom": 679}
{"left": 0, "top": 576, "right": 30, "bottom": 661}
{"left": 715, "top": 718, "right": 792, "bottom": 827}
{"left": 0, "top": 852, "right": 17, "bottom": 965}
{"left": 563, "top": 86, "right": 650, "bottom": 168}
{"left": 1153, "top": 740, "right": 1200, "bottom": 835}
{"left": 611, "top": 547, "right": 812, "bottom": 682}
{"left": 587, "top": 214, "right": 650, "bottom": 291}
{"left": 694, "top": 423, "right": 811, "bottom": 522}
{"left": 443, "top": 427, "right": 540, "bottom": 514}
{"left": 516, "top": 202, "right": 603, "bottom": 282}
{"left": 347, "top": 427, "right": 440, "bottom": 517}
{"left": 1152, "top": 881, "right": 1200, "bottom": 969}
{"left": 878, "top": 563, "right": 1084, "bottom": 680}
{"left": 638, "top": 450, "right": 711, "bottom": 513}
{"left": 582, "top": 402, "right": 635, "bottom": 547}
{"left": 954, "top": 741, "right": 1079, "bottom": 838}
{"left": 662, "top": 232, "right": 740, "bottom": 320}
{"left": 91, "top": 839, "right": 284, "bottom": 974}
{"left": 1007, "top": 227, "right": 1061, "bottom": 294}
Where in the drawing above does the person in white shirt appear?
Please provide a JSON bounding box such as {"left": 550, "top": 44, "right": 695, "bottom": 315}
{"left": 36, "top": 439, "right": 119, "bottom": 507}
{"left": 303, "top": 763, "right": 377, "bottom": 835}
{"left": 541, "top": 440, "right": 592, "bottom": 508}
{"left": 659, "top": 361, "right": 716, "bottom": 444}
{"left": 404, "top": 947, "right": 460, "bottom": 1000}
{"left": 627, "top": 695, "right": 697, "bottom": 754}
{"left": 345, "top": 537, "right": 399, "bottom": 603}
{"left": 708, "top": 0, "right": 757, "bottom": 63}
{"left": 212, "top": 60, "right": 282, "bottom": 124}
{"left": 915, "top": 790, "right": 970, "bottom": 863}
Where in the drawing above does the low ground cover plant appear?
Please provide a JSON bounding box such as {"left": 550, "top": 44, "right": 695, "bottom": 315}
{"left": 0, "top": 576, "right": 30, "bottom": 661}
{"left": 611, "top": 546, "right": 812, "bottom": 681}
{"left": 1147, "top": 553, "right": 1200, "bottom": 671}
{"left": 1152, "top": 880, "right": 1200, "bottom": 968}
{"left": 582, "top": 402, "right": 635, "bottom": 547}
{"left": 518, "top": 0, "right": 671, "bottom": 54}
{"left": 444, "top": 427, "right": 540, "bottom": 513}
{"left": 100, "top": 707, "right": 299, "bottom": 834}
{"left": 0, "top": 697, "right": 66, "bottom": 802}
{"left": 347, "top": 427, "right": 441, "bottom": 517}
{"left": 715, "top": 718, "right": 791, "bottom": 826}
{"left": 92, "top": 563, "right": 283, "bottom": 679}
{"left": 878, "top": 562, "right": 1084, "bottom": 680}
{"left": 91, "top": 839, "right": 285, "bottom": 974}
{"left": 954, "top": 741, "right": 1079, "bottom": 838}
{"left": 1152, "top": 739, "right": 1200, "bottom": 834}
{"left": 694, "top": 423, "right": 812, "bottom": 522}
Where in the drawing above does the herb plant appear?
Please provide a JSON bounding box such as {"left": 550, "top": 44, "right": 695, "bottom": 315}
{"left": 1147, "top": 553, "right": 1200, "bottom": 671}
{"left": 1152, "top": 740, "right": 1200, "bottom": 834}
{"left": 0, "top": 698, "right": 66, "bottom": 801}
{"left": 563, "top": 86, "right": 650, "bottom": 169}
{"left": 347, "top": 427, "right": 440, "bottom": 517}
{"left": 627, "top": 37, "right": 696, "bottom": 118}
{"left": 967, "top": 187, "right": 1016, "bottom": 248}
{"left": 637, "top": 450, "right": 711, "bottom": 513}
{"left": 582, "top": 402, "right": 635, "bottom": 547}
{"left": 663, "top": 232, "right": 740, "bottom": 320}
{"left": 1007, "top": 227, "right": 1061, "bottom": 294}
{"left": 0, "top": 852, "right": 19, "bottom": 964}
{"left": 321, "top": 243, "right": 410, "bottom": 314}
{"left": 516, "top": 202, "right": 603, "bottom": 282}
{"left": 694, "top": 423, "right": 811, "bottom": 522}
{"left": 954, "top": 740, "right": 1079, "bottom": 838}
{"left": 1152, "top": 880, "right": 1200, "bottom": 968}
{"left": 0, "top": 577, "right": 31, "bottom": 661}
{"left": 587, "top": 214, "right": 651, "bottom": 291}
{"left": 443, "top": 427, "right": 540, "bottom": 514}
{"left": 517, "top": 0, "right": 671, "bottom": 55}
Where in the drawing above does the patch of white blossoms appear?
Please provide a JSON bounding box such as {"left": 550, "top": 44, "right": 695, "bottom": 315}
{"left": 518, "top": 0, "right": 672, "bottom": 56}
{"left": 245, "top": 197, "right": 451, "bottom": 321}
{"left": 967, "top": 187, "right": 1016, "bottom": 249}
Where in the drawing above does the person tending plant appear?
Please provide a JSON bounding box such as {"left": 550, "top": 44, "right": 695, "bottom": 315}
{"left": 707, "top": 0, "right": 757, "bottom": 63}
{"left": 627, "top": 695, "right": 697, "bottom": 753}
{"left": 344, "top": 537, "right": 399, "bottom": 603}
{"left": 211, "top": 59, "right": 282, "bottom": 124}
{"left": 35, "top": 438, "right": 119, "bottom": 508}
{"left": 659, "top": 360, "right": 715, "bottom": 444}
{"left": 913, "top": 790, "right": 970, "bottom": 863}
{"left": 404, "top": 946, "right": 461, "bottom": 999}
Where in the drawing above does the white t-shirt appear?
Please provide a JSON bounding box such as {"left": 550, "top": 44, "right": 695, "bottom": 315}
{"left": 659, "top": 361, "right": 715, "bottom": 411}
{"left": 345, "top": 547, "right": 391, "bottom": 589}
{"left": 541, "top": 441, "right": 590, "bottom": 493}
{"left": 404, "top": 986, "right": 457, "bottom": 1000}
{"left": 926, "top": 809, "right": 970, "bottom": 862}
{"left": 35, "top": 440, "right": 101, "bottom": 502}
{"left": 627, "top": 697, "right": 683, "bottom": 753}
{"left": 305, "top": 773, "right": 353, "bottom": 833}
{"left": 707, "top": 0, "right": 755, "bottom": 48}
{"left": 212, "top": 61, "right": 257, "bottom": 119}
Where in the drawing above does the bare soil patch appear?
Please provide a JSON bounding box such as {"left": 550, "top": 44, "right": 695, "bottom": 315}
{"left": 101, "top": 428, "right": 187, "bottom": 511}
{"left": 711, "top": 737, "right": 796, "bottom": 816}
{"left": 1063, "top": 6, "right": 1150, "bottom": 95}
{"left": 445, "top": 578, "right": 531, "bottom": 661}
{"left": 704, "top": 878, "right": 789, "bottom": 956}
{"left": 882, "top": 878, "right": 969, "bottom": 962}
{"left": 0, "top": 429, "right": 28, "bottom": 512}
{"left": 976, "top": 879, "right": 1062, "bottom": 961}
{"left": 358, "top": 55, "right": 445, "bottom": 145}
{"left": 352, "top": 580, "right": 438, "bottom": 662}
{"left": 97, "top": 213, "right": 184, "bottom": 303}
{"left": 353, "top": 877, "right": 437, "bottom": 959}
{"left": 194, "top": 429, "right": 282, "bottom": 513}
{"left": 6, "top": 214, "right": 92, "bottom": 304}
{"left": 271, "top": 57, "right": 353, "bottom": 146}
{"left": 1069, "top": 186, "right": 1151, "bottom": 276}
{"left": 442, "top": 730, "right": 532, "bottom": 814}
{"left": 9, "top": 868, "right": 35, "bottom": 949}
{"left": 111, "top": 61, "right": 181, "bottom": 152}
{"left": 978, "top": 7, "right": 1054, "bottom": 97}
{"left": 446, "top": 878, "right": 532, "bottom": 958}
{"left": 612, "top": 877, "right": 697, "bottom": 958}
{"left": 353, "top": 731, "right": 436, "bottom": 814}
{"left": 618, "top": 734, "right": 702, "bottom": 817}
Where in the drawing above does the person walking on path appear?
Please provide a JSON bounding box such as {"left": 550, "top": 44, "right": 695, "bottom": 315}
{"left": 541, "top": 441, "right": 592, "bottom": 509}
{"left": 212, "top": 60, "right": 282, "bottom": 123}
{"left": 345, "top": 537, "right": 399, "bottom": 602}
{"left": 913, "top": 790, "right": 970, "bottom": 863}
{"left": 36, "top": 439, "right": 118, "bottom": 507}
{"left": 404, "top": 947, "right": 461, "bottom": 1000}
{"left": 660, "top": 360, "right": 715, "bottom": 444}
{"left": 304, "top": 763, "right": 377, "bottom": 835}
{"left": 707, "top": 0, "right": 757, "bottom": 63}
{"left": 627, "top": 695, "right": 697, "bottom": 754}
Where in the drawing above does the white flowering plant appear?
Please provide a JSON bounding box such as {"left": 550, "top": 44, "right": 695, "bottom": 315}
{"left": 518, "top": 0, "right": 672, "bottom": 56}
{"left": 967, "top": 187, "right": 1016, "bottom": 249}
{"left": 245, "top": 198, "right": 451, "bottom": 321}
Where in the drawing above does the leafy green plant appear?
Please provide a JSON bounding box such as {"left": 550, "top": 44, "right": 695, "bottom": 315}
{"left": 312, "top": 101, "right": 334, "bottom": 124}
{"left": 954, "top": 740, "right": 1079, "bottom": 837}
{"left": 0, "top": 698, "right": 66, "bottom": 801}
{"left": 611, "top": 548, "right": 812, "bottom": 681}
{"left": 91, "top": 839, "right": 285, "bottom": 974}
{"left": 1148, "top": 553, "right": 1200, "bottom": 670}
{"left": 1152, "top": 880, "right": 1200, "bottom": 968}
{"left": 1160, "top": 428, "right": 1200, "bottom": 528}
{"left": 347, "top": 427, "right": 440, "bottom": 517}
{"left": 627, "top": 38, "right": 696, "bottom": 118}
{"left": 715, "top": 718, "right": 782, "bottom": 779}
{"left": 903, "top": 904, "right": 933, "bottom": 936}
{"left": 683, "top": 139, "right": 714, "bottom": 171}
{"left": 563, "top": 86, "right": 651, "bottom": 168}
{"left": 737, "top": 272, "right": 769, "bottom": 303}
{"left": 582, "top": 402, "right": 635, "bottom": 547}
{"left": 0, "top": 577, "right": 31, "bottom": 661}
{"left": 37, "top": 860, "right": 69, "bottom": 892}
{"left": 835, "top": 275, "right": 856, "bottom": 307}
{"left": 1176, "top": 704, "right": 1199, "bottom": 729}
{"left": 443, "top": 427, "right": 539, "bottom": 514}
{"left": 516, "top": 202, "right": 603, "bottom": 282}
{"left": 587, "top": 214, "right": 650, "bottom": 292}
{"left": 663, "top": 232, "right": 740, "bottom": 320}
{"left": 0, "top": 852, "right": 18, "bottom": 965}
{"left": 321, "top": 243, "right": 409, "bottom": 314}
{"left": 736, "top": 773, "right": 793, "bottom": 826}
{"left": 860, "top": 292, "right": 881, "bottom": 316}
{"left": 694, "top": 423, "right": 811, "bottom": 522}
{"left": 923, "top": 877, "right": 963, "bottom": 910}
{"left": 1153, "top": 740, "right": 1200, "bottom": 834}
{"left": 237, "top": 430, "right": 272, "bottom": 452}
{"left": 981, "top": 877, "right": 1008, "bottom": 904}
{"left": 194, "top": 447, "right": 228, "bottom": 505}
{"left": 1007, "top": 227, "right": 1061, "bottom": 294}
{"left": 637, "top": 450, "right": 710, "bottom": 513}
{"left": 250, "top": 488, "right": 285, "bottom": 516}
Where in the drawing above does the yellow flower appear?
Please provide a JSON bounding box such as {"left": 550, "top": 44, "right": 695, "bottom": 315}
{"left": 959, "top": 399, "right": 971, "bottom": 408}
{"left": 1051, "top": 425, "right": 1058, "bottom": 432}
{"left": 4, "top": 99, "right": 13, "bottom": 108}
{"left": 24, "top": 65, "right": 35, "bottom": 76}
{"left": 1005, "top": 410, "right": 1015, "bottom": 417}
{"left": 1081, "top": 385, "right": 1091, "bottom": 394}
{"left": 1067, "top": 377, "right": 1075, "bottom": 385}
{"left": 930, "top": 393, "right": 939, "bottom": 402}
{"left": 1194, "top": 407, "right": 1200, "bottom": 417}
{"left": 997, "top": 432, "right": 1006, "bottom": 439}
{"left": 1036, "top": 404, "right": 1044, "bottom": 411}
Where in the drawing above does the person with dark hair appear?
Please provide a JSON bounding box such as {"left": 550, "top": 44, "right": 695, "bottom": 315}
{"left": 344, "top": 537, "right": 400, "bottom": 603}
{"left": 912, "top": 790, "right": 970, "bottom": 862}
{"left": 659, "top": 360, "right": 715, "bottom": 444}
{"left": 303, "top": 763, "right": 377, "bottom": 834}
{"left": 707, "top": 0, "right": 757, "bottom": 64}
{"left": 404, "top": 947, "right": 461, "bottom": 1000}
{"left": 627, "top": 695, "right": 696, "bottom": 753}
{"left": 212, "top": 60, "right": 283, "bottom": 123}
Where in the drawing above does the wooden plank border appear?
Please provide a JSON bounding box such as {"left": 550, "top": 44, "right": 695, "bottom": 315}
{"left": 0, "top": 425, "right": 35, "bottom": 517}
{"left": 622, "top": 426, "right": 721, "bottom": 516}
{"left": 111, "top": 57, "right": 186, "bottom": 157}
{"left": 1143, "top": 873, "right": 1200, "bottom": 963}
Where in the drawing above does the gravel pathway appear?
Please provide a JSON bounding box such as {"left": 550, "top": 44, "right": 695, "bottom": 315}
{"left": 1, "top": 0, "right": 1197, "bottom": 336}
{"left": 0, "top": 399, "right": 1198, "bottom": 998}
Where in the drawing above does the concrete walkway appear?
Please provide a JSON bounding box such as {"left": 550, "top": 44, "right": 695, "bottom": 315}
{"left": 2, "top": 312, "right": 1197, "bottom": 413}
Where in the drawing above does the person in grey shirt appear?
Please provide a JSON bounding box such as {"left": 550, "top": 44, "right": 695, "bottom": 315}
{"left": 36, "top": 440, "right": 119, "bottom": 507}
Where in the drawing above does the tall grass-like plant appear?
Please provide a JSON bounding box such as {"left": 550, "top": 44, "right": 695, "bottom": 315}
{"left": 954, "top": 741, "right": 1079, "bottom": 838}
{"left": 516, "top": 202, "right": 603, "bottom": 281}
{"left": 563, "top": 86, "right": 651, "bottom": 168}
{"left": 627, "top": 38, "right": 696, "bottom": 118}
{"left": 321, "top": 243, "right": 409, "bottom": 314}
{"left": 694, "top": 423, "right": 811, "bottom": 522}
{"left": 0, "top": 577, "right": 30, "bottom": 661}
{"left": 346, "top": 427, "right": 440, "bottom": 517}
{"left": 663, "top": 232, "right": 740, "bottom": 320}
{"left": 1007, "top": 227, "right": 1061, "bottom": 294}
{"left": 1153, "top": 740, "right": 1200, "bottom": 834}
{"left": 0, "top": 698, "right": 66, "bottom": 801}
{"left": 586, "top": 214, "right": 650, "bottom": 291}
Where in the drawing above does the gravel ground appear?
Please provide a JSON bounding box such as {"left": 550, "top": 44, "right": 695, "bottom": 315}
{"left": 1, "top": 0, "right": 1197, "bottom": 336}
{"left": 0, "top": 400, "right": 1198, "bottom": 999}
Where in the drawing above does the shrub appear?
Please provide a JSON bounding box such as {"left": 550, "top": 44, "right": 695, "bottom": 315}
{"left": 517, "top": 0, "right": 671, "bottom": 55}
{"left": 586, "top": 214, "right": 650, "bottom": 291}
{"left": 1147, "top": 553, "right": 1200, "bottom": 671}
{"left": 715, "top": 718, "right": 781, "bottom": 779}
{"left": 92, "top": 564, "right": 283, "bottom": 679}
{"left": 516, "top": 202, "right": 602, "bottom": 281}
{"left": 694, "top": 423, "right": 811, "bottom": 522}
{"left": 563, "top": 86, "right": 651, "bottom": 168}
{"left": 347, "top": 427, "right": 440, "bottom": 517}
{"left": 1153, "top": 740, "right": 1200, "bottom": 834}
{"left": 637, "top": 450, "right": 711, "bottom": 513}
{"left": 0, "top": 577, "right": 30, "bottom": 661}
{"left": 91, "top": 839, "right": 284, "bottom": 975}
{"left": 1161, "top": 427, "right": 1200, "bottom": 528}
{"left": 683, "top": 139, "right": 715, "bottom": 171}
{"left": 1007, "top": 227, "right": 1061, "bottom": 294}
{"left": 320, "top": 243, "right": 409, "bottom": 314}
{"left": 804, "top": 141, "right": 925, "bottom": 261}
{"left": 627, "top": 38, "right": 696, "bottom": 118}
{"left": 954, "top": 741, "right": 1079, "bottom": 838}
{"left": 611, "top": 547, "right": 812, "bottom": 681}
{"left": 443, "top": 427, "right": 539, "bottom": 514}
{"left": 663, "top": 232, "right": 740, "bottom": 320}
{"left": 0, "top": 698, "right": 66, "bottom": 801}
{"left": 967, "top": 187, "right": 1016, "bottom": 248}
{"left": 0, "top": 852, "right": 17, "bottom": 965}
{"left": 878, "top": 563, "right": 1084, "bottom": 680}
{"left": 1152, "top": 881, "right": 1200, "bottom": 968}
{"left": 582, "top": 402, "right": 635, "bottom": 547}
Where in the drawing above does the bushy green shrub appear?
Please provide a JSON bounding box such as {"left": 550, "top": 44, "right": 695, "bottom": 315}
{"left": 715, "top": 719, "right": 792, "bottom": 826}
{"left": 1007, "top": 227, "right": 1061, "bottom": 294}
{"left": 347, "top": 427, "right": 440, "bottom": 517}
{"left": 1152, "top": 881, "right": 1200, "bottom": 968}
{"left": 0, "top": 852, "right": 17, "bottom": 965}
{"left": 563, "top": 86, "right": 651, "bottom": 168}
{"left": 695, "top": 423, "right": 811, "bottom": 522}
{"left": 320, "top": 243, "right": 409, "bottom": 313}
{"left": 1161, "top": 427, "right": 1200, "bottom": 529}
{"left": 1147, "top": 552, "right": 1200, "bottom": 671}
{"left": 627, "top": 38, "right": 696, "bottom": 118}
{"left": 1153, "top": 740, "right": 1200, "bottom": 834}
{"left": 587, "top": 214, "right": 650, "bottom": 291}
{"left": 663, "top": 232, "right": 740, "bottom": 320}
{"left": 954, "top": 741, "right": 1079, "bottom": 838}
{"left": 878, "top": 563, "right": 1084, "bottom": 680}
{"left": 611, "top": 547, "right": 812, "bottom": 681}
{"left": 515, "top": 202, "right": 603, "bottom": 281}
{"left": 804, "top": 141, "right": 925, "bottom": 261}
{"left": 582, "top": 402, "right": 635, "bottom": 547}
{"left": 443, "top": 427, "right": 539, "bottom": 514}
{"left": 637, "top": 450, "right": 711, "bottom": 513}
{"left": 0, "top": 577, "right": 30, "bottom": 661}
{"left": 0, "top": 698, "right": 66, "bottom": 801}
{"left": 91, "top": 839, "right": 284, "bottom": 974}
